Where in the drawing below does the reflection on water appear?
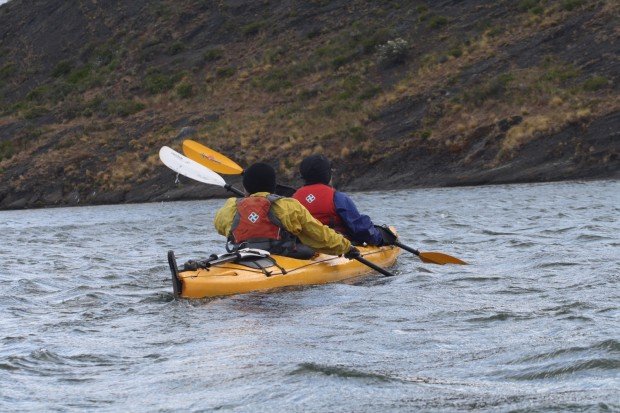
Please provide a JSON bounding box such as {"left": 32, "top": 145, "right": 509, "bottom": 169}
{"left": 1, "top": 180, "right": 618, "bottom": 411}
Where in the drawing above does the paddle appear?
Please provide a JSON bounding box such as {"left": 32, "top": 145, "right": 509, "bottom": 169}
{"left": 179, "top": 143, "right": 467, "bottom": 265}
{"left": 182, "top": 139, "right": 243, "bottom": 175}
{"left": 376, "top": 225, "right": 467, "bottom": 265}
{"left": 397, "top": 243, "right": 467, "bottom": 265}
{"left": 354, "top": 256, "right": 396, "bottom": 277}
{"left": 182, "top": 139, "right": 297, "bottom": 197}
{"left": 161, "top": 147, "right": 397, "bottom": 277}
{"left": 159, "top": 146, "right": 244, "bottom": 196}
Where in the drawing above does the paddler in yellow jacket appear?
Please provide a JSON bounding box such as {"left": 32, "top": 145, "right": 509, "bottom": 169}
{"left": 214, "top": 162, "right": 360, "bottom": 260}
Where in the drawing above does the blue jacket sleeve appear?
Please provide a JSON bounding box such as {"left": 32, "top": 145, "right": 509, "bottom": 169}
{"left": 333, "top": 191, "right": 383, "bottom": 245}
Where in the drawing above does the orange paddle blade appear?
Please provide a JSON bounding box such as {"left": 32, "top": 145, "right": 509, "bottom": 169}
{"left": 418, "top": 252, "right": 468, "bottom": 265}
{"left": 182, "top": 140, "right": 243, "bottom": 175}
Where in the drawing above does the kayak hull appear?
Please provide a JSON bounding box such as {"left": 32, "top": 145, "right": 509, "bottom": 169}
{"left": 172, "top": 245, "right": 400, "bottom": 299}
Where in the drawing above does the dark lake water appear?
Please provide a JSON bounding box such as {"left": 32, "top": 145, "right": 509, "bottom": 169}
{"left": 1, "top": 180, "right": 618, "bottom": 412}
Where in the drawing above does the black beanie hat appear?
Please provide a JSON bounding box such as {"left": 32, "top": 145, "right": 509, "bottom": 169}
{"left": 300, "top": 154, "right": 332, "bottom": 185}
{"left": 242, "top": 162, "right": 276, "bottom": 194}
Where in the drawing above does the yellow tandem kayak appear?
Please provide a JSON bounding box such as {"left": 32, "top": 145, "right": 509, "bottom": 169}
{"left": 168, "top": 244, "right": 401, "bottom": 299}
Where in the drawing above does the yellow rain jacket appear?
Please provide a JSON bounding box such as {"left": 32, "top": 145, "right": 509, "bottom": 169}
{"left": 214, "top": 193, "right": 351, "bottom": 256}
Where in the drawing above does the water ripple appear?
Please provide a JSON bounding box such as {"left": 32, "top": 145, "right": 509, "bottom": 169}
{"left": 505, "top": 358, "right": 620, "bottom": 380}
{"left": 0, "top": 181, "right": 618, "bottom": 412}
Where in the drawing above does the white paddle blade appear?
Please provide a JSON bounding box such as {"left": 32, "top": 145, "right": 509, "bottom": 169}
{"left": 159, "top": 146, "right": 227, "bottom": 187}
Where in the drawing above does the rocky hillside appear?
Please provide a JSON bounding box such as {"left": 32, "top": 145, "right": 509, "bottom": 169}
{"left": 0, "top": 0, "right": 618, "bottom": 209}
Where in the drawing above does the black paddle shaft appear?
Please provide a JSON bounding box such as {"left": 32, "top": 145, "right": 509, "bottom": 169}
{"left": 224, "top": 183, "right": 296, "bottom": 198}
{"left": 224, "top": 184, "right": 245, "bottom": 197}
{"left": 275, "top": 183, "right": 297, "bottom": 197}
{"left": 355, "top": 256, "right": 396, "bottom": 277}
{"left": 393, "top": 240, "right": 420, "bottom": 256}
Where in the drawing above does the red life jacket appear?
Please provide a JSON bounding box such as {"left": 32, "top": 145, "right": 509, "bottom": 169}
{"left": 230, "top": 195, "right": 285, "bottom": 243}
{"left": 293, "top": 184, "right": 347, "bottom": 234}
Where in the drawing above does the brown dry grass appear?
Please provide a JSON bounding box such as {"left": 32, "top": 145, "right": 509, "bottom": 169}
{"left": 1, "top": 0, "right": 615, "bottom": 198}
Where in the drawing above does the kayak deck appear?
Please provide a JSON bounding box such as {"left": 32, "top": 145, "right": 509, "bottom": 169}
{"left": 169, "top": 245, "right": 400, "bottom": 299}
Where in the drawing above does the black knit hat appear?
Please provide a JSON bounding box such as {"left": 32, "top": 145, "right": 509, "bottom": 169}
{"left": 300, "top": 154, "right": 332, "bottom": 185}
{"left": 242, "top": 162, "right": 276, "bottom": 194}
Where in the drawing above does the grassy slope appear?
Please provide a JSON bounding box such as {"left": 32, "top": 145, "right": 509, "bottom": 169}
{"left": 0, "top": 0, "right": 618, "bottom": 208}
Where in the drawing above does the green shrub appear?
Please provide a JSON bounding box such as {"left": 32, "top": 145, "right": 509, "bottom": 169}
{"left": 176, "top": 82, "right": 193, "bottom": 98}
{"left": 313, "top": 30, "right": 378, "bottom": 69}
{"left": 420, "top": 53, "right": 438, "bottom": 67}
{"left": 518, "top": 0, "right": 538, "bottom": 11}
{"left": 358, "top": 85, "right": 381, "bottom": 100}
{"left": 92, "top": 47, "right": 115, "bottom": 67}
{"left": 22, "top": 105, "right": 49, "bottom": 120}
{"left": 289, "top": 61, "right": 316, "bottom": 78}
{"left": 532, "top": 6, "right": 544, "bottom": 14}
{"left": 346, "top": 126, "right": 366, "bottom": 141}
{"left": 341, "top": 75, "right": 360, "bottom": 90}
{"left": 359, "top": 28, "right": 392, "bottom": 54}
{"left": 150, "top": 3, "right": 173, "bottom": 18}
{"left": 463, "top": 73, "right": 514, "bottom": 104}
{"left": 339, "top": 75, "right": 379, "bottom": 101}
{"left": 26, "top": 85, "right": 50, "bottom": 101}
{"left": 562, "top": 0, "right": 585, "bottom": 11}
{"left": 416, "top": 5, "right": 429, "bottom": 14}
{"left": 542, "top": 65, "right": 580, "bottom": 83}
{"left": 169, "top": 41, "right": 185, "bottom": 55}
{"left": 336, "top": 89, "right": 355, "bottom": 101}
{"left": 297, "top": 88, "right": 319, "bottom": 101}
{"left": 67, "top": 65, "right": 92, "bottom": 84}
{"left": 106, "top": 99, "right": 146, "bottom": 116}
{"left": 52, "top": 60, "right": 73, "bottom": 77}
{"left": 203, "top": 48, "right": 224, "bottom": 61}
{"left": 216, "top": 67, "right": 236, "bottom": 78}
{"left": 0, "top": 140, "right": 14, "bottom": 161}
{"left": 305, "top": 28, "right": 322, "bottom": 39}
{"left": 49, "top": 82, "right": 74, "bottom": 101}
{"left": 143, "top": 71, "right": 178, "bottom": 94}
{"left": 252, "top": 68, "right": 291, "bottom": 92}
{"left": 582, "top": 75, "right": 609, "bottom": 91}
{"left": 241, "top": 21, "right": 265, "bottom": 37}
{"left": 59, "top": 96, "right": 86, "bottom": 119}
{"left": 449, "top": 45, "right": 463, "bottom": 58}
{"left": 4, "top": 101, "right": 25, "bottom": 116}
{"left": 518, "top": 0, "right": 544, "bottom": 14}
{"left": 85, "top": 96, "right": 105, "bottom": 115}
{"left": 377, "top": 38, "right": 409, "bottom": 67}
{"left": 84, "top": 96, "right": 145, "bottom": 117}
{"left": 487, "top": 26, "right": 505, "bottom": 37}
{"left": 263, "top": 46, "right": 289, "bottom": 63}
{"left": 138, "top": 45, "right": 162, "bottom": 63}
{"left": 428, "top": 15, "right": 448, "bottom": 29}
{"left": 273, "top": 102, "right": 303, "bottom": 119}
{"left": 319, "top": 102, "right": 339, "bottom": 118}
{"left": 343, "top": 100, "right": 362, "bottom": 112}
{"left": 0, "top": 63, "right": 16, "bottom": 80}
{"left": 331, "top": 53, "right": 357, "bottom": 69}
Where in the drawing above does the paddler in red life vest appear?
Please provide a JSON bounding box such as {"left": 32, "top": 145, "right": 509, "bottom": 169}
{"left": 214, "top": 162, "right": 361, "bottom": 260}
{"left": 293, "top": 154, "right": 388, "bottom": 246}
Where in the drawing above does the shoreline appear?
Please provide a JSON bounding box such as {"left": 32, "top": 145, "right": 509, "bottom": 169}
{"left": 2, "top": 175, "right": 617, "bottom": 212}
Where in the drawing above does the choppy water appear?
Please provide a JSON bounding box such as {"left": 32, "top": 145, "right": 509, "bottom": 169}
{"left": 1, "top": 180, "right": 618, "bottom": 412}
